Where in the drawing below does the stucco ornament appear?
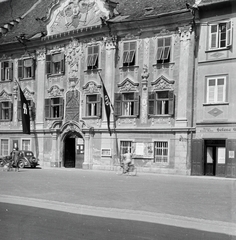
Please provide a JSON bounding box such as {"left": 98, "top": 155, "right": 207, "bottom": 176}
{"left": 47, "top": 0, "right": 111, "bottom": 35}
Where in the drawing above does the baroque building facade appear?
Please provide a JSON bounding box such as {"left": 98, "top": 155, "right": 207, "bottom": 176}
{"left": 0, "top": 0, "right": 196, "bottom": 175}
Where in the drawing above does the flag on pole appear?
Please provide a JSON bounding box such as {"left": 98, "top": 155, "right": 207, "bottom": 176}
{"left": 18, "top": 83, "right": 31, "bottom": 134}
{"left": 98, "top": 72, "right": 112, "bottom": 136}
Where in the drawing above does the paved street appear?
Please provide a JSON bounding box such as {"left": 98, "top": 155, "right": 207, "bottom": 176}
{"left": 0, "top": 167, "right": 236, "bottom": 237}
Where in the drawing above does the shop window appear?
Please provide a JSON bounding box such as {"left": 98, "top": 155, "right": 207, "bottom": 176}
{"left": 123, "top": 41, "right": 137, "bottom": 67}
{"left": 1, "top": 61, "right": 13, "bottom": 81}
{"left": 86, "top": 94, "right": 101, "bottom": 117}
{"left": 87, "top": 45, "right": 99, "bottom": 70}
{"left": 154, "top": 141, "right": 168, "bottom": 163}
{"left": 148, "top": 91, "right": 174, "bottom": 116}
{"left": 45, "top": 97, "right": 64, "bottom": 119}
{"left": 22, "top": 139, "right": 30, "bottom": 151}
{"left": 1, "top": 139, "right": 9, "bottom": 156}
{"left": 18, "top": 100, "right": 35, "bottom": 120}
{"left": 156, "top": 37, "right": 171, "bottom": 64}
{"left": 115, "top": 92, "right": 139, "bottom": 117}
{"left": 206, "top": 76, "right": 226, "bottom": 103}
{"left": 0, "top": 101, "right": 12, "bottom": 121}
{"left": 209, "top": 21, "right": 232, "bottom": 50}
{"left": 46, "top": 53, "right": 65, "bottom": 75}
{"left": 120, "top": 141, "right": 133, "bottom": 161}
{"left": 18, "top": 58, "right": 35, "bottom": 79}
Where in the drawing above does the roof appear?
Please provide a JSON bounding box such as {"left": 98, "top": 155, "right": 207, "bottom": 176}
{"left": 0, "top": 0, "right": 195, "bottom": 44}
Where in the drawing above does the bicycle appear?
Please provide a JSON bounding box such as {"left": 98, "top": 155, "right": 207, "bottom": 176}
{"left": 116, "top": 162, "right": 137, "bottom": 176}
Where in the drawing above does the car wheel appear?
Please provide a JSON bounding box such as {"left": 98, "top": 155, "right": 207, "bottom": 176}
{"left": 0, "top": 160, "right": 5, "bottom": 167}
{"left": 18, "top": 159, "right": 25, "bottom": 169}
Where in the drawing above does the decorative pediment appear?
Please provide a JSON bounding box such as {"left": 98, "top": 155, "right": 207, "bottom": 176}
{"left": 0, "top": 89, "right": 12, "bottom": 101}
{"left": 47, "top": 0, "right": 115, "bottom": 36}
{"left": 22, "top": 87, "right": 35, "bottom": 100}
{"left": 118, "top": 77, "right": 139, "bottom": 93}
{"left": 48, "top": 85, "right": 64, "bottom": 97}
{"left": 151, "top": 75, "right": 175, "bottom": 91}
{"left": 83, "top": 81, "right": 101, "bottom": 94}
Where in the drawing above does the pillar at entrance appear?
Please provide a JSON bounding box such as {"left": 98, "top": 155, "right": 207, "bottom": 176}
{"left": 83, "top": 133, "right": 91, "bottom": 169}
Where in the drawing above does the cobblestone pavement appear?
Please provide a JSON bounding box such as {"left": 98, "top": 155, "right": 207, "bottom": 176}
{"left": 0, "top": 168, "right": 235, "bottom": 235}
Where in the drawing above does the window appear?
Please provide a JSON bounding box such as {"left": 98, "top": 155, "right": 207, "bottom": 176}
{"left": 148, "top": 91, "right": 174, "bottom": 116}
{"left": 18, "top": 100, "right": 35, "bottom": 120}
{"left": 0, "top": 101, "right": 12, "bottom": 121}
{"left": 46, "top": 53, "right": 65, "bottom": 75}
{"left": 206, "top": 77, "right": 226, "bottom": 103}
{"left": 115, "top": 92, "right": 139, "bottom": 117}
{"left": 1, "top": 61, "right": 13, "bottom": 81}
{"left": 18, "top": 58, "right": 35, "bottom": 79}
{"left": 87, "top": 45, "right": 99, "bottom": 70}
{"left": 156, "top": 37, "right": 171, "bottom": 64}
{"left": 123, "top": 41, "right": 137, "bottom": 67}
{"left": 22, "top": 139, "right": 30, "bottom": 151}
{"left": 86, "top": 94, "right": 101, "bottom": 117}
{"left": 45, "top": 97, "right": 64, "bottom": 119}
{"left": 1, "top": 139, "right": 9, "bottom": 156}
{"left": 154, "top": 141, "right": 168, "bottom": 163}
{"left": 120, "top": 141, "right": 132, "bottom": 161}
{"left": 209, "top": 21, "right": 232, "bottom": 49}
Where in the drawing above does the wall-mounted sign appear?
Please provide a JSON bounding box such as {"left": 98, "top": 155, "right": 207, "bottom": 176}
{"left": 133, "top": 142, "right": 154, "bottom": 158}
{"left": 101, "top": 148, "right": 111, "bottom": 157}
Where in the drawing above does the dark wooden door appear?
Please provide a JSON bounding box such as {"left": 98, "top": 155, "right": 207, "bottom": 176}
{"left": 191, "top": 139, "right": 204, "bottom": 175}
{"left": 64, "top": 138, "right": 75, "bottom": 168}
{"left": 226, "top": 139, "right": 236, "bottom": 178}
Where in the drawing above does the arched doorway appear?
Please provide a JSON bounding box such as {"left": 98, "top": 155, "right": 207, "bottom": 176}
{"left": 64, "top": 133, "right": 84, "bottom": 168}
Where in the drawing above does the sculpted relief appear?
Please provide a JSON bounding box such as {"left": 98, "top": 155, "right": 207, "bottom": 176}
{"left": 47, "top": 0, "right": 111, "bottom": 35}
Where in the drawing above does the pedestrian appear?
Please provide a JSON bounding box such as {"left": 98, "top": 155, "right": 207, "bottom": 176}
{"left": 12, "top": 147, "right": 20, "bottom": 172}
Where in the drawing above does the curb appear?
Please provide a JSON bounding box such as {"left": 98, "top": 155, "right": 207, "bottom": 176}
{"left": 0, "top": 194, "right": 235, "bottom": 236}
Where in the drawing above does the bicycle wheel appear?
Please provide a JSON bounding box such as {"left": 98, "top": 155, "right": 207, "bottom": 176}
{"left": 116, "top": 166, "right": 124, "bottom": 175}
{"left": 130, "top": 167, "right": 137, "bottom": 176}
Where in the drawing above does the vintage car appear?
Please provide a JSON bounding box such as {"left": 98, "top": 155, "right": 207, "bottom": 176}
{"left": 0, "top": 150, "right": 39, "bottom": 169}
{"left": 17, "top": 150, "right": 39, "bottom": 168}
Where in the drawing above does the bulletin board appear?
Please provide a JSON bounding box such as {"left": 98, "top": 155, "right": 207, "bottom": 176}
{"left": 132, "top": 142, "right": 154, "bottom": 158}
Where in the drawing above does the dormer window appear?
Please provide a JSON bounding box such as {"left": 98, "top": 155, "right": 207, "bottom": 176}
{"left": 18, "top": 58, "right": 35, "bottom": 79}
{"left": 46, "top": 52, "right": 65, "bottom": 75}
{"left": 1, "top": 61, "right": 13, "bottom": 81}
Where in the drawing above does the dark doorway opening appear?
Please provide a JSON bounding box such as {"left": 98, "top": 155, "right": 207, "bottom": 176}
{"left": 64, "top": 137, "right": 76, "bottom": 168}
{"left": 204, "top": 140, "right": 226, "bottom": 176}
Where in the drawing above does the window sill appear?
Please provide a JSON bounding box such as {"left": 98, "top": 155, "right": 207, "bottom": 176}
{"left": 117, "top": 115, "right": 138, "bottom": 118}
{"left": 0, "top": 120, "right": 11, "bottom": 122}
{"left": 45, "top": 117, "right": 63, "bottom": 120}
{"left": 205, "top": 46, "right": 231, "bottom": 53}
{"left": 152, "top": 62, "right": 175, "bottom": 69}
{"left": 82, "top": 116, "right": 100, "bottom": 119}
{"left": 84, "top": 68, "right": 101, "bottom": 73}
{"left": 0, "top": 80, "right": 12, "bottom": 83}
{"left": 47, "top": 73, "right": 64, "bottom": 77}
{"left": 20, "top": 77, "right": 34, "bottom": 81}
{"left": 148, "top": 114, "right": 173, "bottom": 118}
{"left": 203, "top": 102, "right": 229, "bottom": 106}
{"left": 119, "top": 65, "right": 139, "bottom": 70}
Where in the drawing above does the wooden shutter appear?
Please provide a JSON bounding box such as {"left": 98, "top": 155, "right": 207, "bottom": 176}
{"left": 0, "top": 102, "right": 2, "bottom": 119}
{"left": 45, "top": 99, "right": 51, "bottom": 118}
{"left": 60, "top": 53, "right": 65, "bottom": 73}
{"left": 210, "top": 24, "right": 218, "bottom": 49}
{"left": 226, "top": 21, "right": 232, "bottom": 47}
{"left": 133, "top": 92, "right": 139, "bottom": 116}
{"left": 9, "top": 61, "right": 13, "bottom": 80}
{"left": 226, "top": 139, "right": 236, "bottom": 178}
{"left": 18, "top": 100, "right": 22, "bottom": 120}
{"left": 114, "top": 93, "right": 122, "bottom": 116}
{"left": 96, "top": 94, "right": 102, "bottom": 117}
{"left": 1, "top": 62, "right": 4, "bottom": 80}
{"left": 59, "top": 98, "right": 64, "bottom": 118}
{"left": 191, "top": 139, "right": 204, "bottom": 176}
{"left": 46, "top": 55, "right": 52, "bottom": 74}
{"left": 148, "top": 92, "right": 155, "bottom": 115}
{"left": 31, "top": 59, "right": 35, "bottom": 78}
{"left": 9, "top": 102, "right": 13, "bottom": 121}
{"left": 18, "top": 59, "right": 23, "bottom": 79}
{"left": 168, "top": 90, "right": 174, "bottom": 115}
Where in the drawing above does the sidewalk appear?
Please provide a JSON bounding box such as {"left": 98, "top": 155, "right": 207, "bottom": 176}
{"left": 0, "top": 168, "right": 235, "bottom": 236}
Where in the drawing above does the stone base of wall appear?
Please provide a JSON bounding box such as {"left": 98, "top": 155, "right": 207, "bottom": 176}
{"left": 50, "top": 162, "right": 61, "bottom": 168}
